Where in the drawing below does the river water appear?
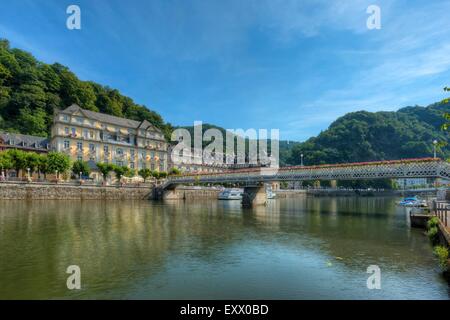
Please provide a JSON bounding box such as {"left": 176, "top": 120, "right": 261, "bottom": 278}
{"left": 0, "top": 196, "right": 448, "bottom": 299}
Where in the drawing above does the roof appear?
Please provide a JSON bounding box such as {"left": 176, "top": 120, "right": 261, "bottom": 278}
{"left": 59, "top": 104, "right": 162, "bottom": 133}
{"left": 0, "top": 131, "right": 49, "bottom": 149}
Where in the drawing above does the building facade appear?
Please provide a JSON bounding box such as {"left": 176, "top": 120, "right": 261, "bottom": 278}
{"left": 51, "top": 104, "right": 168, "bottom": 175}
{"left": 0, "top": 132, "right": 50, "bottom": 154}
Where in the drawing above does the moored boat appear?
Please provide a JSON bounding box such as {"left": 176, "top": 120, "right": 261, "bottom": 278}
{"left": 218, "top": 189, "right": 243, "bottom": 200}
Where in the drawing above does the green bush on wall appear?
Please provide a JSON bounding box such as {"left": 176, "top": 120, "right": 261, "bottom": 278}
{"left": 427, "top": 226, "right": 439, "bottom": 244}
{"left": 427, "top": 216, "right": 440, "bottom": 230}
{"left": 433, "top": 246, "right": 449, "bottom": 270}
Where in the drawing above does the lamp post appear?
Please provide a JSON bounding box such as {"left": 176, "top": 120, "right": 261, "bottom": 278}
{"left": 79, "top": 171, "right": 82, "bottom": 180}
{"left": 300, "top": 154, "right": 304, "bottom": 167}
{"left": 27, "top": 168, "right": 30, "bottom": 180}
{"left": 55, "top": 169, "right": 58, "bottom": 181}
{"left": 433, "top": 140, "right": 438, "bottom": 159}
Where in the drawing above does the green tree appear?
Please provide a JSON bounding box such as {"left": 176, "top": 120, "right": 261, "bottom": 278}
{"left": 113, "top": 165, "right": 129, "bottom": 182}
{"left": 168, "top": 167, "right": 181, "bottom": 176}
{"left": 138, "top": 168, "right": 152, "bottom": 182}
{"left": 6, "top": 149, "right": 28, "bottom": 176}
{"left": 26, "top": 152, "right": 40, "bottom": 174}
{"left": 36, "top": 153, "right": 48, "bottom": 179}
{"left": 46, "top": 152, "right": 71, "bottom": 178}
{"left": 96, "top": 162, "right": 114, "bottom": 181}
{"left": 151, "top": 170, "right": 160, "bottom": 180}
{"left": 158, "top": 171, "right": 168, "bottom": 179}
{"left": 0, "top": 151, "right": 13, "bottom": 171}
{"left": 72, "top": 160, "right": 91, "bottom": 177}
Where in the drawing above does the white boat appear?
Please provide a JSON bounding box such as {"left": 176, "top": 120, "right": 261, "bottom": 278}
{"left": 397, "top": 196, "right": 427, "bottom": 207}
{"left": 266, "top": 190, "right": 276, "bottom": 199}
{"left": 218, "top": 189, "right": 243, "bottom": 200}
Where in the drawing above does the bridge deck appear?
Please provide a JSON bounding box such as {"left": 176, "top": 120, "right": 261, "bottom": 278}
{"left": 163, "top": 158, "right": 450, "bottom": 189}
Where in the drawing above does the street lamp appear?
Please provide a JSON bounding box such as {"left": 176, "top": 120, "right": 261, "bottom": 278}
{"left": 300, "top": 154, "right": 304, "bottom": 166}
{"left": 55, "top": 169, "right": 58, "bottom": 180}
{"left": 79, "top": 171, "right": 82, "bottom": 180}
{"left": 27, "top": 168, "right": 30, "bottom": 180}
{"left": 433, "top": 140, "right": 438, "bottom": 159}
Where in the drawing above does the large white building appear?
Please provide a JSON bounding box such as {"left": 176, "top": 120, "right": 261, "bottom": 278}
{"left": 51, "top": 104, "right": 168, "bottom": 175}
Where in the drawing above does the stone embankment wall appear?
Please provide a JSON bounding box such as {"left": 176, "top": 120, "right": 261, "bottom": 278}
{"left": 161, "top": 187, "right": 222, "bottom": 200}
{"left": 0, "top": 183, "right": 152, "bottom": 200}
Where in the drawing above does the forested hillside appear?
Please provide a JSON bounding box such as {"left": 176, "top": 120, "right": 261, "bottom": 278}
{"left": 286, "top": 101, "right": 450, "bottom": 166}
{"left": 0, "top": 39, "right": 173, "bottom": 138}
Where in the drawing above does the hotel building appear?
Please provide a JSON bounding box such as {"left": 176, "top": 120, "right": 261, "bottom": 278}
{"left": 51, "top": 104, "right": 168, "bottom": 176}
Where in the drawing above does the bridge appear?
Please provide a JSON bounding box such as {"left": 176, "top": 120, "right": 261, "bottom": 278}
{"left": 158, "top": 158, "right": 450, "bottom": 207}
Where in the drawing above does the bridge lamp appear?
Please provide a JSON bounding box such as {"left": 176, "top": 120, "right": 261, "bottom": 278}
{"left": 300, "top": 154, "right": 304, "bottom": 166}
{"left": 433, "top": 140, "right": 438, "bottom": 159}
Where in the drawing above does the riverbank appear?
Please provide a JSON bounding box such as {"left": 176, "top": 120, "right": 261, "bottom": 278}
{"left": 0, "top": 182, "right": 224, "bottom": 200}
{"left": 0, "top": 182, "right": 152, "bottom": 200}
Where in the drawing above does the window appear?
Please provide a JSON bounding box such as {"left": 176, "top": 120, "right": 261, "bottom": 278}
{"left": 77, "top": 156, "right": 83, "bottom": 161}
{"left": 64, "top": 127, "right": 69, "bottom": 135}
{"left": 104, "top": 145, "right": 109, "bottom": 154}
{"left": 89, "top": 144, "right": 95, "bottom": 152}
{"left": 130, "top": 162, "right": 135, "bottom": 169}
{"left": 71, "top": 128, "right": 76, "bottom": 137}
{"left": 116, "top": 148, "right": 123, "bottom": 156}
{"left": 150, "top": 151, "right": 155, "bottom": 159}
{"left": 89, "top": 130, "right": 94, "bottom": 139}
{"left": 64, "top": 140, "right": 70, "bottom": 149}
{"left": 130, "top": 149, "right": 135, "bottom": 158}
{"left": 61, "top": 115, "right": 68, "bottom": 121}
{"left": 77, "top": 142, "right": 83, "bottom": 151}
{"left": 83, "top": 129, "right": 88, "bottom": 139}
{"left": 77, "top": 117, "right": 83, "bottom": 123}
{"left": 117, "top": 161, "right": 123, "bottom": 166}
{"left": 151, "top": 164, "right": 155, "bottom": 170}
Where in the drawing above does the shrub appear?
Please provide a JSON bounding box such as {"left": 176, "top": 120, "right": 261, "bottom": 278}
{"left": 427, "top": 216, "right": 440, "bottom": 230}
{"left": 434, "top": 246, "right": 449, "bottom": 270}
{"left": 427, "top": 226, "right": 439, "bottom": 244}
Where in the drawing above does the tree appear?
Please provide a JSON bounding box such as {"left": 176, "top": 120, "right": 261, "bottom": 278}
{"left": 0, "top": 151, "right": 12, "bottom": 172}
{"left": 46, "top": 152, "right": 71, "bottom": 178}
{"left": 36, "top": 153, "right": 48, "bottom": 179}
{"left": 6, "top": 149, "right": 28, "bottom": 176}
{"left": 441, "top": 86, "right": 450, "bottom": 131}
{"left": 151, "top": 170, "right": 160, "bottom": 180}
{"left": 158, "top": 171, "right": 168, "bottom": 179}
{"left": 138, "top": 168, "right": 152, "bottom": 182}
{"left": 112, "top": 165, "right": 129, "bottom": 182}
{"left": 168, "top": 167, "right": 181, "bottom": 176}
{"left": 26, "top": 152, "right": 40, "bottom": 174}
{"left": 96, "top": 162, "right": 114, "bottom": 181}
{"left": 72, "top": 160, "right": 90, "bottom": 177}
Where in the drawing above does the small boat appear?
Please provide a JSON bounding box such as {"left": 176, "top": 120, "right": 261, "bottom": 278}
{"left": 218, "top": 189, "right": 243, "bottom": 200}
{"left": 398, "top": 196, "right": 427, "bottom": 207}
{"left": 266, "top": 189, "right": 276, "bottom": 199}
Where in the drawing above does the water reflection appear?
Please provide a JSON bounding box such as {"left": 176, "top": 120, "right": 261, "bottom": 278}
{"left": 0, "top": 197, "right": 448, "bottom": 299}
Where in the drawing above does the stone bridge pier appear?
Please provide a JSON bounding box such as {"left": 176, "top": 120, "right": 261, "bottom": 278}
{"left": 242, "top": 184, "right": 267, "bottom": 208}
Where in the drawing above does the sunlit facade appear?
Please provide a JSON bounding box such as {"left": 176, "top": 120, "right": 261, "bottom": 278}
{"left": 51, "top": 104, "right": 168, "bottom": 173}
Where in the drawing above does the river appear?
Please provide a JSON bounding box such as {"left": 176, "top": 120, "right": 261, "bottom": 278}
{"left": 0, "top": 196, "right": 448, "bottom": 299}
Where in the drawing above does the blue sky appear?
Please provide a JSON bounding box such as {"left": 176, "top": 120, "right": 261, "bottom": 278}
{"left": 1, "top": 0, "right": 450, "bottom": 141}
